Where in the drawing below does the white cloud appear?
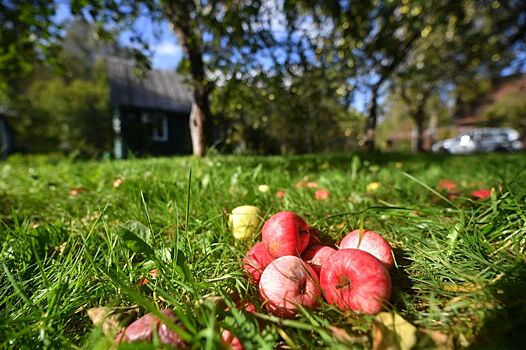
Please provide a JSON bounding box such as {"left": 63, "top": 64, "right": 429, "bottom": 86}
{"left": 155, "top": 41, "right": 182, "bottom": 56}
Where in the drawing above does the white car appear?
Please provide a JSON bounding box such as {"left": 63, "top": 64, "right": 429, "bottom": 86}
{"left": 431, "top": 128, "right": 523, "bottom": 154}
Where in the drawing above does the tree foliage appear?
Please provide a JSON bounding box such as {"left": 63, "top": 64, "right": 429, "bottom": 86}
{"left": 12, "top": 62, "right": 111, "bottom": 155}
{"left": 483, "top": 92, "right": 526, "bottom": 136}
{"left": 212, "top": 68, "right": 362, "bottom": 154}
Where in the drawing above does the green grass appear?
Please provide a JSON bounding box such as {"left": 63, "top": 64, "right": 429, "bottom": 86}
{"left": 1, "top": 152, "right": 525, "bottom": 349}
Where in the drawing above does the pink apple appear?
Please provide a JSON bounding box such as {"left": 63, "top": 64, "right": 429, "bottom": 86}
{"left": 301, "top": 245, "right": 336, "bottom": 276}
{"left": 117, "top": 309, "right": 187, "bottom": 348}
{"left": 262, "top": 211, "right": 310, "bottom": 258}
{"left": 259, "top": 255, "right": 321, "bottom": 318}
{"left": 339, "top": 229, "right": 394, "bottom": 269}
{"left": 242, "top": 242, "right": 274, "bottom": 284}
{"left": 320, "top": 249, "right": 391, "bottom": 314}
{"left": 222, "top": 329, "right": 244, "bottom": 350}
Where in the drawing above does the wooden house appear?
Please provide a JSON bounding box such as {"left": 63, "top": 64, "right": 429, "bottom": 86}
{"left": 107, "top": 57, "right": 193, "bottom": 158}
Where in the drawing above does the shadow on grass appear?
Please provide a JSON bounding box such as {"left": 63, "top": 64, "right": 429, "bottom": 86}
{"left": 390, "top": 247, "right": 415, "bottom": 310}
{"left": 470, "top": 260, "right": 526, "bottom": 349}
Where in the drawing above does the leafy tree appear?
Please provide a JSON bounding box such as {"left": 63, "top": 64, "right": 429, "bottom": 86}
{"left": 212, "top": 68, "right": 363, "bottom": 154}
{"left": 0, "top": 1, "right": 60, "bottom": 95}
{"left": 12, "top": 62, "right": 111, "bottom": 155}
{"left": 483, "top": 92, "right": 526, "bottom": 136}
{"left": 393, "top": 0, "right": 526, "bottom": 152}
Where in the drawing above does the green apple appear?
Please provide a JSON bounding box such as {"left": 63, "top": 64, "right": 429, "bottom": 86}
{"left": 229, "top": 205, "right": 262, "bottom": 240}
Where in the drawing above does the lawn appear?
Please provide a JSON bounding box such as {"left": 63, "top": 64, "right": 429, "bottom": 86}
{"left": 1, "top": 152, "right": 525, "bottom": 349}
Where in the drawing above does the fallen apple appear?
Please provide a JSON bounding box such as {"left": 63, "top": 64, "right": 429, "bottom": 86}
{"left": 301, "top": 245, "right": 336, "bottom": 276}
{"left": 221, "top": 329, "right": 244, "bottom": 350}
{"left": 243, "top": 242, "right": 274, "bottom": 284}
{"left": 262, "top": 211, "right": 310, "bottom": 258}
{"left": 229, "top": 205, "right": 262, "bottom": 240}
{"left": 339, "top": 229, "right": 394, "bottom": 269}
{"left": 320, "top": 249, "right": 391, "bottom": 315}
{"left": 259, "top": 255, "right": 321, "bottom": 318}
{"left": 116, "top": 309, "right": 187, "bottom": 348}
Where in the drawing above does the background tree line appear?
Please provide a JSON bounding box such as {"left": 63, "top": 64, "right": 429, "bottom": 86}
{"left": 1, "top": 0, "right": 525, "bottom": 157}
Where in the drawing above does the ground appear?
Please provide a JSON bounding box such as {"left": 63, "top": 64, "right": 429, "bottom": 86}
{"left": 1, "top": 152, "right": 525, "bottom": 349}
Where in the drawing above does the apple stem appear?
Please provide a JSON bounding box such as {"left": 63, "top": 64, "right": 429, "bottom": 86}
{"left": 335, "top": 278, "right": 351, "bottom": 289}
{"left": 300, "top": 280, "right": 307, "bottom": 294}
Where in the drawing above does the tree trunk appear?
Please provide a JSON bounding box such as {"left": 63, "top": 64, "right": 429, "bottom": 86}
{"left": 412, "top": 105, "right": 426, "bottom": 152}
{"left": 364, "top": 87, "right": 379, "bottom": 151}
{"left": 415, "top": 114, "right": 425, "bottom": 152}
{"left": 165, "top": 5, "right": 212, "bottom": 157}
{"left": 187, "top": 47, "right": 212, "bottom": 157}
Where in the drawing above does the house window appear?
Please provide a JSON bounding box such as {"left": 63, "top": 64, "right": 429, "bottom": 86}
{"left": 141, "top": 112, "right": 169, "bottom": 142}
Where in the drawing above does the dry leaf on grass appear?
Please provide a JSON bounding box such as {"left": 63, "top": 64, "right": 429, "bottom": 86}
{"left": 69, "top": 187, "right": 86, "bottom": 196}
{"left": 373, "top": 312, "right": 454, "bottom": 350}
{"left": 87, "top": 306, "right": 138, "bottom": 336}
{"left": 373, "top": 312, "right": 417, "bottom": 350}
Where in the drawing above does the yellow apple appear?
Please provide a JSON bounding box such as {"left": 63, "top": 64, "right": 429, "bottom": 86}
{"left": 229, "top": 205, "right": 262, "bottom": 240}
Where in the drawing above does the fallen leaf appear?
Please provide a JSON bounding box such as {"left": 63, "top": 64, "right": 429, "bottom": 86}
{"left": 315, "top": 189, "right": 330, "bottom": 200}
{"left": 367, "top": 182, "right": 381, "bottom": 192}
{"left": 87, "top": 306, "right": 138, "bottom": 336}
{"left": 113, "top": 178, "right": 124, "bottom": 188}
{"left": 295, "top": 180, "right": 306, "bottom": 189}
{"left": 418, "top": 328, "right": 454, "bottom": 350}
{"left": 328, "top": 326, "right": 368, "bottom": 345}
{"left": 373, "top": 312, "right": 417, "bottom": 350}
{"left": 69, "top": 187, "right": 86, "bottom": 196}
{"left": 137, "top": 269, "right": 160, "bottom": 286}
{"left": 471, "top": 188, "right": 491, "bottom": 200}
{"left": 276, "top": 190, "right": 287, "bottom": 198}
{"left": 258, "top": 184, "right": 270, "bottom": 193}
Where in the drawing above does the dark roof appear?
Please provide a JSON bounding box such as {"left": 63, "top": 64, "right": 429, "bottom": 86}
{"left": 106, "top": 56, "right": 193, "bottom": 113}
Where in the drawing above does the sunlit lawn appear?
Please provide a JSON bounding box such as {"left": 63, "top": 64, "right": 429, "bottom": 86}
{"left": 1, "top": 152, "right": 525, "bottom": 349}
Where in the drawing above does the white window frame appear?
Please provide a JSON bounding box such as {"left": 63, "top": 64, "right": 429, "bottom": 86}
{"left": 141, "top": 112, "right": 169, "bottom": 142}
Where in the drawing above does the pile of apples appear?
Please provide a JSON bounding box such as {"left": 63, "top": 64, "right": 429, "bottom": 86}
{"left": 242, "top": 211, "right": 393, "bottom": 318}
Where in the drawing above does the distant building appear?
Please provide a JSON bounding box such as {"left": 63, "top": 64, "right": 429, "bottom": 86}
{"left": 106, "top": 57, "right": 193, "bottom": 158}
{"left": 455, "top": 73, "right": 526, "bottom": 132}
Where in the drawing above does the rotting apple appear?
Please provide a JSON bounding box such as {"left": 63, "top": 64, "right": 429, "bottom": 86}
{"left": 262, "top": 211, "right": 310, "bottom": 258}
{"left": 339, "top": 229, "right": 394, "bottom": 269}
{"left": 243, "top": 242, "right": 275, "bottom": 284}
{"left": 259, "top": 256, "right": 321, "bottom": 318}
{"left": 229, "top": 205, "right": 262, "bottom": 240}
{"left": 116, "top": 309, "right": 187, "bottom": 348}
{"left": 320, "top": 249, "right": 391, "bottom": 315}
{"left": 301, "top": 245, "right": 336, "bottom": 276}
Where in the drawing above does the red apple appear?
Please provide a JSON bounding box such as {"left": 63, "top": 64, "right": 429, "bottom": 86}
{"left": 320, "top": 249, "right": 391, "bottom": 314}
{"left": 221, "top": 329, "right": 244, "bottom": 350}
{"left": 339, "top": 229, "right": 394, "bottom": 269}
{"left": 117, "top": 309, "right": 187, "bottom": 348}
{"left": 242, "top": 242, "right": 274, "bottom": 284}
{"left": 301, "top": 245, "right": 336, "bottom": 276}
{"left": 259, "top": 256, "right": 321, "bottom": 318}
{"left": 262, "top": 211, "right": 310, "bottom": 258}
